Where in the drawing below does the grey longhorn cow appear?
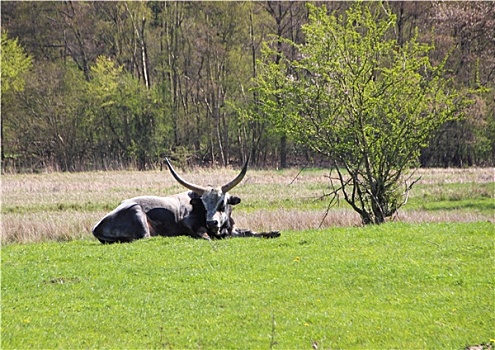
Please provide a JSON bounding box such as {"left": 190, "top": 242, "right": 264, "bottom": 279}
{"left": 92, "top": 158, "right": 280, "bottom": 243}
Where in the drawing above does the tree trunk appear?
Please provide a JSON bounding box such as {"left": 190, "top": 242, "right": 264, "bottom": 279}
{"left": 280, "top": 134, "right": 287, "bottom": 168}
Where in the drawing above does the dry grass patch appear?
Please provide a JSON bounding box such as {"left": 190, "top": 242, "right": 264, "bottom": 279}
{"left": 3, "top": 208, "right": 489, "bottom": 245}
{"left": 1, "top": 212, "right": 99, "bottom": 244}
{"left": 414, "top": 167, "right": 494, "bottom": 184}
{"left": 393, "top": 209, "right": 493, "bottom": 224}
{"left": 1, "top": 167, "right": 493, "bottom": 244}
{"left": 234, "top": 208, "right": 362, "bottom": 232}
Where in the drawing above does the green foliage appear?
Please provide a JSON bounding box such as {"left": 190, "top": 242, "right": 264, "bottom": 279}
{"left": 85, "top": 56, "right": 172, "bottom": 169}
{"left": 1, "top": 2, "right": 493, "bottom": 171}
{"left": 2, "top": 222, "right": 493, "bottom": 348}
{"left": 254, "top": 2, "right": 477, "bottom": 224}
{"left": 1, "top": 52, "right": 172, "bottom": 171}
{"left": 0, "top": 30, "right": 32, "bottom": 94}
{"left": 1, "top": 61, "right": 88, "bottom": 171}
{"left": 88, "top": 56, "right": 123, "bottom": 106}
{"left": 423, "top": 91, "right": 495, "bottom": 167}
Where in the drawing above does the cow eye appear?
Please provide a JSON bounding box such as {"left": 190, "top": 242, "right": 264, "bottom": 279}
{"left": 217, "top": 202, "right": 225, "bottom": 211}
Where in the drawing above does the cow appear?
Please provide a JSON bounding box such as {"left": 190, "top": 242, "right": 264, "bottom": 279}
{"left": 92, "top": 158, "right": 280, "bottom": 243}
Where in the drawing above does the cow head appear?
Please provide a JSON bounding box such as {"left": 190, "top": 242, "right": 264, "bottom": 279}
{"left": 165, "top": 158, "right": 247, "bottom": 236}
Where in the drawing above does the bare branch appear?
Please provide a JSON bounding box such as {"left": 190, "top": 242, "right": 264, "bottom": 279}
{"left": 288, "top": 165, "right": 306, "bottom": 185}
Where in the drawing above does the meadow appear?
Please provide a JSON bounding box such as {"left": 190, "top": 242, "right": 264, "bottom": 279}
{"left": 1, "top": 167, "right": 493, "bottom": 244}
{"left": 1, "top": 167, "right": 494, "bottom": 349}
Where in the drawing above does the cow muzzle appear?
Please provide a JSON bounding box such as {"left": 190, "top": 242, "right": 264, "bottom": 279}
{"left": 206, "top": 220, "right": 219, "bottom": 232}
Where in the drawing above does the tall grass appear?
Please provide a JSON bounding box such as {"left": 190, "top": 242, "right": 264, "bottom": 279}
{"left": 1, "top": 167, "right": 494, "bottom": 244}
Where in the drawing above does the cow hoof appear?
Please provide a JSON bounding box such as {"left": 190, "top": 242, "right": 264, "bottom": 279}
{"left": 261, "top": 231, "right": 281, "bottom": 238}
{"left": 201, "top": 232, "right": 212, "bottom": 241}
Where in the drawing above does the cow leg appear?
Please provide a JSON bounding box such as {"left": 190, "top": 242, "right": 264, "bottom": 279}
{"left": 231, "top": 228, "right": 280, "bottom": 239}
{"left": 92, "top": 202, "right": 151, "bottom": 244}
{"left": 218, "top": 217, "right": 280, "bottom": 239}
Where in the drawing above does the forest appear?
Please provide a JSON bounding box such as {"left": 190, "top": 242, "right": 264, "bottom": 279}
{"left": 1, "top": 1, "right": 494, "bottom": 172}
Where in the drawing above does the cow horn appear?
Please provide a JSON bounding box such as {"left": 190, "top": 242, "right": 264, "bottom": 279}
{"left": 221, "top": 157, "right": 249, "bottom": 193}
{"left": 165, "top": 158, "right": 206, "bottom": 195}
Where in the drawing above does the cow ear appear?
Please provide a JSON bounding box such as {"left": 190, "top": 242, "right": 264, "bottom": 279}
{"left": 227, "top": 196, "right": 241, "bottom": 205}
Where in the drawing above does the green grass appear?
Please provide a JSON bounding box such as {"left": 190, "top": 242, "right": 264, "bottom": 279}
{"left": 2, "top": 222, "right": 494, "bottom": 349}
{"left": 407, "top": 182, "right": 495, "bottom": 215}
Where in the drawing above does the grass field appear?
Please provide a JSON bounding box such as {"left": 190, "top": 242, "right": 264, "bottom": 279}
{"left": 1, "top": 167, "right": 494, "bottom": 349}
{"left": 2, "top": 223, "right": 494, "bottom": 349}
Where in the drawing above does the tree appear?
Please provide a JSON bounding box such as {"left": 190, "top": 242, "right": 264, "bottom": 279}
{"left": 1, "top": 30, "right": 33, "bottom": 167}
{"left": 421, "top": 2, "right": 495, "bottom": 166}
{"left": 262, "top": 2, "right": 306, "bottom": 168}
{"left": 1, "top": 2, "right": 491, "bottom": 172}
{"left": 1, "top": 30, "right": 32, "bottom": 94}
{"left": 86, "top": 56, "right": 170, "bottom": 170}
{"left": 3, "top": 61, "right": 88, "bottom": 171}
{"left": 254, "top": 2, "right": 476, "bottom": 224}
